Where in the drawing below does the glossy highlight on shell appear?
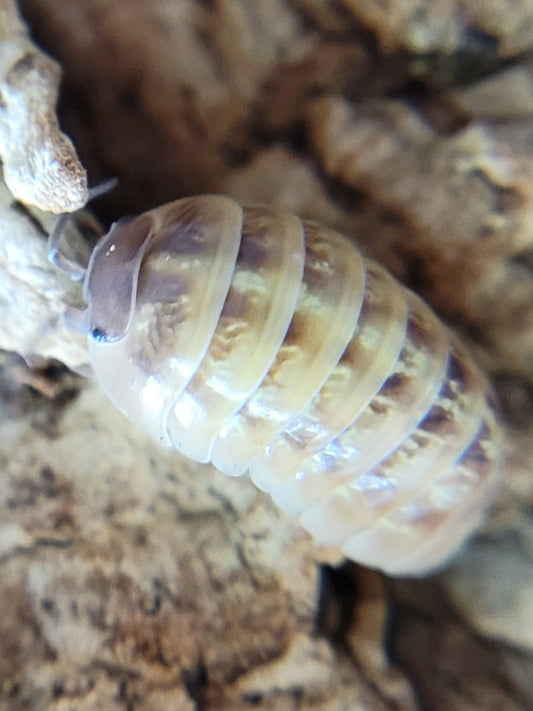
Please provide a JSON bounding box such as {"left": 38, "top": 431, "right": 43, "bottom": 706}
{"left": 81, "top": 195, "right": 500, "bottom": 576}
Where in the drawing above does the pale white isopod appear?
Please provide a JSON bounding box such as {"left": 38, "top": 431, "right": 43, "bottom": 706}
{"left": 50, "top": 194, "right": 501, "bottom": 576}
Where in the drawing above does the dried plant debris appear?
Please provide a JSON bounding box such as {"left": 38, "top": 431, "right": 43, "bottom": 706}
{"left": 448, "top": 60, "right": 533, "bottom": 120}
{"left": 390, "top": 578, "right": 533, "bottom": 711}
{"left": 0, "top": 377, "right": 408, "bottom": 711}
{"left": 0, "top": 169, "right": 90, "bottom": 373}
{"left": 0, "top": 0, "right": 87, "bottom": 212}
{"left": 306, "top": 96, "right": 533, "bottom": 381}
{"left": 339, "top": 0, "right": 533, "bottom": 57}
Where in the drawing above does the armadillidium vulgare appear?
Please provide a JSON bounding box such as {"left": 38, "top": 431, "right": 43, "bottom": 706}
{"left": 51, "top": 194, "right": 500, "bottom": 576}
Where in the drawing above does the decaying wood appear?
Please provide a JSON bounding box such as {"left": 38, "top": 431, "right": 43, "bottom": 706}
{"left": 0, "top": 0, "right": 86, "bottom": 212}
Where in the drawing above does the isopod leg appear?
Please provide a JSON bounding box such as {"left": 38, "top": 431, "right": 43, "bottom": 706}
{"left": 48, "top": 213, "right": 87, "bottom": 281}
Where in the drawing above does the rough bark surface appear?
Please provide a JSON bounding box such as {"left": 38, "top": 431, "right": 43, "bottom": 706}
{"left": 0, "top": 0, "right": 87, "bottom": 212}
{"left": 0, "top": 0, "right": 531, "bottom": 709}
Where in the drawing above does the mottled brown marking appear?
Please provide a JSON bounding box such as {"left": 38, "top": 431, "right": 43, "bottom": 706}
{"left": 152, "top": 219, "right": 210, "bottom": 256}
{"left": 369, "top": 400, "right": 390, "bottom": 416}
{"left": 204, "top": 315, "right": 249, "bottom": 363}
{"left": 134, "top": 300, "right": 190, "bottom": 372}
{"left": 137, "top": 261, "right": 189, "bottom": 304}
{"left": 460, "top": 422, "right": 491, "bottom": 467}
{"left": 281, "top": 312, "right": 306, "bottom": 347}
{"left": 218, "top": 287, "right": 249, "bottom": 320}
{"left": 447, "top": 352, "right": 469, "bottom": 393}
{"left": 237, "top": 230, "right": 269, "bottom": 268}
{"left": 405, "top": 310, "right": 430, "bottom": 350}
{"left": 380, "top": 372, "right": 408, "bottom": 397}
{"left": 419, "top": 405, "right": 454, "bottom": 434}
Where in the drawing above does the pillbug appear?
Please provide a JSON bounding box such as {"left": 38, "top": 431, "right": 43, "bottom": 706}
{"left": 50, "top": 194, "right": 500, "bottom": 576}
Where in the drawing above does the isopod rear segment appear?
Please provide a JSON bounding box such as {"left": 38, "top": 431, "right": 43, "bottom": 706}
{"left": 80, "top": 194, "right": 500, "bottom": 576}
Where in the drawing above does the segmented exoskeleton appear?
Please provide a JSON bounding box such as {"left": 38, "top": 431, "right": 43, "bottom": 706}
{"left": 51, "top": 194, "right": 500, "bottom": 576}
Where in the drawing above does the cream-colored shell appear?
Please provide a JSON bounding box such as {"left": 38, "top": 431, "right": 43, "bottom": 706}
{"left": 84, "top": 195, "right": 500, "bottom": 576}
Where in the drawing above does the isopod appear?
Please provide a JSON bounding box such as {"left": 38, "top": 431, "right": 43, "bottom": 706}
{"left": 50, "top": 194, "right": 500, "bottom": 576}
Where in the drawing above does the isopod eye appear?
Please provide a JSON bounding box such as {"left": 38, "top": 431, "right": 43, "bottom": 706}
{"left": 91, "top": 327, "right": 110, "bottom": 343}
{"left": 84, "top": 213, "right": 155, "bottom": 342}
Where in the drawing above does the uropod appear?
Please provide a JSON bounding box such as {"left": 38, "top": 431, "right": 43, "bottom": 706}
{"left": 50, "top": 194, "right": 500, "bottom": 576}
